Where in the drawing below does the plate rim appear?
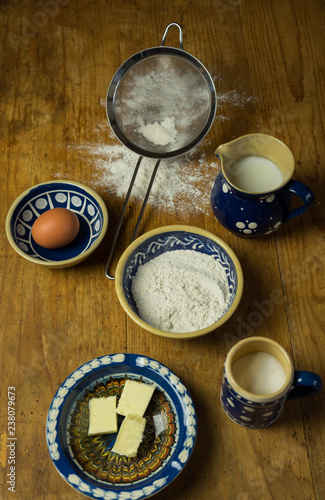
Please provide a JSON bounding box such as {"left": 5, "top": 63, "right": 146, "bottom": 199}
{"left": 46, "top": 352, "right": 197, "bottom": 499}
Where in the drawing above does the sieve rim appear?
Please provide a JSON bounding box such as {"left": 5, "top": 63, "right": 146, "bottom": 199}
{"left": 106, "top": 46, "right": 217, "bottom": 159}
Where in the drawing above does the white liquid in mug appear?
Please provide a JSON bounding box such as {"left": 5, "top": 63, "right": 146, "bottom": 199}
{"left": 232, "top": 351, "right": 287, "bottom": 395}
{"left": 226, "top": 155, "right": 283, "bottom": 193}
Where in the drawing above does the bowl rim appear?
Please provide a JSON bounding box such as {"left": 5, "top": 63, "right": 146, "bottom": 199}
{"left": 5, "top": 180, "right": 109, "bottom": 268}
{"left": 115, "top": 224, "right": 244, "bottom": 339}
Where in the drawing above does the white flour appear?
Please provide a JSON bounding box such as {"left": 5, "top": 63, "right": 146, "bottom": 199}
{"left": 114, "top": 56, "right": 211, "bottom": 152}
{"left": 212, "top": 82, "right": 255, "bottom": 122}
{"left": 64, "top": 90, "right": 254, "bottom": 214}
{"left": 71, "top": 128, "right": 219, "bottom": 215}
{"left": 131, "top": 250, "right": 230, "bottom": 333}
{"left": 138, "top": 117, "right": 178, "bottom": 146}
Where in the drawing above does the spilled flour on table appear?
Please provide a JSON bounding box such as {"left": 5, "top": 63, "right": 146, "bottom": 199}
{"left": 68, "top": 127, "right": 219, "bottom": 215}
{"left": 64, "top": 88, "right": 254, "bottom": 214}
{"left": 215, "top": 89, "right": 255, "bottom": 122}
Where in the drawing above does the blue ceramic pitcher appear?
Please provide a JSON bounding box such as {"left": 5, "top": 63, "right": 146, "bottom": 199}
{"left": 211, "top": 134, "right": 315, "bottom": 237}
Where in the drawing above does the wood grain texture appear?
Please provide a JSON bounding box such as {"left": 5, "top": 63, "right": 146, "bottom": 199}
{"left": 1, "top": 0, "right": 324, "bottom": 498}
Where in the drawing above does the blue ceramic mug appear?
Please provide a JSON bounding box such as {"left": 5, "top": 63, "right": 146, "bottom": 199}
{"left": 220, "top": 337, "right": 322, "bottom": 429}
{"left": 211, "top": 134, "right": 315, "bottom": 237}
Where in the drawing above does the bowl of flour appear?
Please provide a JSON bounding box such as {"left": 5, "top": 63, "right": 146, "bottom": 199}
{"left": 115, "top": 225, "right": 243, "bottom": 339}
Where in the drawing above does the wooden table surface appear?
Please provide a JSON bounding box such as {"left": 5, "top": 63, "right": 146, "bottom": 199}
{"left": 1, "top": 1, "right": 325, "bottom": 499}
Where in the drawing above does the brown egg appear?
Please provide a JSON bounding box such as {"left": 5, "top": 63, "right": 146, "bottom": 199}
{"left": 32, "top": 208, "right": 80, "bottom": 249}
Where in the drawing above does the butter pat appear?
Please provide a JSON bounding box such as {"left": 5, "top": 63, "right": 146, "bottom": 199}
{"left": 116, "top": 380, "right": 156, "bottom": 417}
{"left": 111, "top": 413, "right": 146, "bottom": 457}
{"left": 88, "top": 396, "right": 118, "bottom": 435}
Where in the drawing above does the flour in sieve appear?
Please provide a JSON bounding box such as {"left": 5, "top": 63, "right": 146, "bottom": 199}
{"left": 131, "top": 250, "right": 230, "bottom": 333}
{"left": 138, "top": 117, "right": 178, "bottom": 146}
{"left": 114, "top": 55, "right": 211, "bottom": 151}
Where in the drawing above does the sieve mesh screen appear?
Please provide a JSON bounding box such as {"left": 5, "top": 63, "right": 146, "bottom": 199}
{"left": 113, "top": 54, "right": 212, "bottom": 155}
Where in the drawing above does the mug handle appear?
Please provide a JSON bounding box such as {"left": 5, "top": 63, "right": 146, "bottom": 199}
{"left": 287, "top": 370, "right": 322, "bottom": 399}
{"left": 284, "top": 180, "right": 315, "bottom": 222}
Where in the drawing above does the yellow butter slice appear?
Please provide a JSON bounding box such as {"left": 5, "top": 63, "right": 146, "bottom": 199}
{"left": 88, "top": 396, "right": 118, "bottom": 435}
{"left": 116, "top": 379, "right": 156, "bottom": 417}
{"left": 111, "top": 413, "right": 146, "bottom": 457}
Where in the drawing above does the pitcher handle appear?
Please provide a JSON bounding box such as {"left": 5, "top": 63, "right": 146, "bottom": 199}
{"left": 287, "top": 370, "right": 322, "bottom": 399}
{"left": 284, "top": 180, "right": 315, "bottom": 222}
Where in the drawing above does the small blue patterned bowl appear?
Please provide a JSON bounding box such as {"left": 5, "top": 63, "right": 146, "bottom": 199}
{"left": 5, "top": 180, "right": 108, "bottom": 268}
{"left": 115, "top": 225, "right": 244, "bottom": 339}
{"left": 46, "top": 353, "right": 197, "bottom": 499}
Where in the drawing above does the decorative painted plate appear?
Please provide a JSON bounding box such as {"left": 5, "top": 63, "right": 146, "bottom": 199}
{"left": 46, "top": 353, "right": 197, "bottom": 499}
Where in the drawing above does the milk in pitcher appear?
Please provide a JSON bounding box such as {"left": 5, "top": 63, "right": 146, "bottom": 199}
{"left": 227, "top": 155, "right": 283, "bottom": 193}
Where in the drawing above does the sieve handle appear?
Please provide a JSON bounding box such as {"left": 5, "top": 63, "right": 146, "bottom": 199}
{"left": 105, "top": 157, "right": 161, "bottom": 280}
{"left": 105, "top": 156, "right": 143, "bottom": 280}
{"left": 130, "top": 159, "right": 161, "bottom": 243}
{"left": 161, "top": 23, "right": 183, "bottom": 50}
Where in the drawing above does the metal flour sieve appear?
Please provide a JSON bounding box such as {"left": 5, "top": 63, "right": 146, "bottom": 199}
{"left": 105, "top": 23, "right": 217, "bottom": 279}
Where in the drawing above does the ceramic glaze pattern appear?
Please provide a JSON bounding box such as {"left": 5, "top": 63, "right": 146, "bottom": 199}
{"left": 46, "top": 354, "right": 197, "bottom": 500}
{"left": 220, "top": 369, "right": 286, "bottom": 429}
{"left": 68, "top": 378, "right": 176, "bottom": 483}
{"left": 123, "top": 231, "right": 238, "bottom": 315}
{"left": 10, "top": 183, "right": 105, "bottom": 262}
{"left": 211, "top": 134, "right": 315, "bottom": 238}
{"left": 211, "top": 169, "right": 314, "bottom": 238}
{"left": 211, "top": 175, "right": 287, "bottom": 238}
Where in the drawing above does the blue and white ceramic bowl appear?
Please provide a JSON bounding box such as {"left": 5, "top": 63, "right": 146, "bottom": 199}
{"left": 5, "top": 180, "right": 108, "bottom": 268}
{"left": 46, "top": 353, "right": 197, "bottom": 499}
{"left": 115, "top": 225, "right": 244, "bottom": 339}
